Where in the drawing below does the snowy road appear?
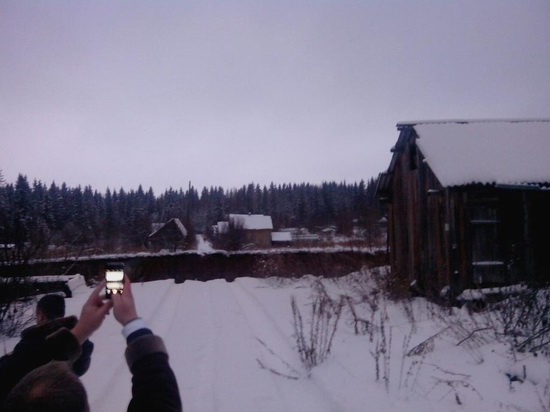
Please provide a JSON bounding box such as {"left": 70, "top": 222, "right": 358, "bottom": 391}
{"left": 3, "top": 274, "right": 548, "bottom": 412}
{"left": 79, "top": 278, "right": 368, "bottom": 412}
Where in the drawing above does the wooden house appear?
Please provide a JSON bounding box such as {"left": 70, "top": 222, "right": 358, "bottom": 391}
{"left": 229, "top": 214, "right": 273, "bottom": 248}
{"left": 148, "top": 218, "right": 188, "bottom": 251}
{"left": 377, "top": 119, "right": 550, "bottom": 298}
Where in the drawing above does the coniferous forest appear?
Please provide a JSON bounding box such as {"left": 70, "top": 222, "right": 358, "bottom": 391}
{"left": 0, "top": 172, "right": 381, "bottom": 258}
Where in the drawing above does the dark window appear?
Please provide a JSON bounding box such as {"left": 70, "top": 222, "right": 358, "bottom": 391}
{"left": 468, "top": 204, "right": 506, "bottom": 284}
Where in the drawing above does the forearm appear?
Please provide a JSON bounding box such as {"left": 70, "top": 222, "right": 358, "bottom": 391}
{"left": 122, "top": 318, "right": 153, "bottom": 343}
{"left": 123, "top": 325, "right": 182, "bottom": 412}
{"left": 70, "top": 322, "right": 90, "bottom": 346}
{"left": 72, "top": 339, "right": 94, "bottom": 376}
{"left": 128, "top": 350, "right": 182, "bottom": 412}
{"left": 126, "top": 334, "right": 181, "bottom": 412}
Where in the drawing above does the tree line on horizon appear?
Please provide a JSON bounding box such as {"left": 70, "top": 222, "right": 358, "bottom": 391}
{"left": 0, "top": 171, "right": 381, "bottom": 259}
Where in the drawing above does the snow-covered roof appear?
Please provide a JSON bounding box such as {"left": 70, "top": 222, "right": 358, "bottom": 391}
{"left": 402, "top": 119, "right": 550, "bottom": 187}
{"left": 271, "top": 232, "right": 292, "bottom": 242}
{"left": 229, "top": 214, "right": 273, "bottom": 230}
{"left": 173, "top": 218, "right": 188, "bottom": 236}
{"left": 149, "top": 218, "right": 188, "bottom": 237}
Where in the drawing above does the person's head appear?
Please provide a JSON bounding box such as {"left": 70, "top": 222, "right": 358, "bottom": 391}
{"left": 36, "top": 294, "right": 65, "bottom": 324}
{"left": 4, "top": 361, "right": 89, "bottom": 412}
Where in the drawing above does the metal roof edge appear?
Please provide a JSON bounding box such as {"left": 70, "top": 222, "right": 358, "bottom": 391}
{"left": 396, "top": 118, "right": 550, "bottom": 128}
{"left": 441, "top": 182, "right": 550, "bottom": 190}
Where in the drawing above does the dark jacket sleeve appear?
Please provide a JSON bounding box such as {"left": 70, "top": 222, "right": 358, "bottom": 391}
{"left": 0, "top": 327, "right": 81, "bottom": 407}
{"left": 125, "top": 335, "right": 182, "bottom": 412}
{"left": 72, "top": 339, "right": 94, "bottom": 376}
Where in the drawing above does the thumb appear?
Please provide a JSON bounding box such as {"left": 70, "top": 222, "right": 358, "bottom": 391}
{"left": 99, "top": 299, "right": 113, "bottom": 317}
{"left": 88, "top": 281, "right": 106, "bottom": 303}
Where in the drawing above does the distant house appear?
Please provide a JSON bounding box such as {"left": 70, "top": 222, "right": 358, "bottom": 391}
{"left": 377, "top": 119, "right": 550, "bottom": 297}
{"left": 213, "top": 221, "right": 229, "bottom": 236}
{"left": 148, "top": 218, "right": 188, "bottom": 251}
{"left": 229, "top": 214, "right": 273, "bottom": 248}
{"left": 276, "top": 228, "right": 319, "bottom": 246}
{"left": 271, "top": 231, "right": 292, "bottom": 247}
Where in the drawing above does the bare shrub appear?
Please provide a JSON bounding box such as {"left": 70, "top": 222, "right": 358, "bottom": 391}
{"left": 428, "top": 376, "right": 482, "bottom": 406}
{"left": 255, "top": 338, "right": 301, "bottom": 380}
{"left": 211, "top": 219, "right": 245, "bottom": 251}
{"left": 291, "top": 282, "right": 345, "bottom": 371}
{"left": 496, "top": 288, "right": 550, "bottom": 355}
{"left": 369, "top": 310, "right": 392, "bottom": 393}
{"left": 0, "top": 278, "right": 35, "bottom": 338}
{"left": 455, "top": 286, "right": 550, "bottom": 357}
{"left": 407, "top": 326, "right": 451, "bottom": 357}
{"left": 345, "top": 296, "right": 372, "bottom": 336}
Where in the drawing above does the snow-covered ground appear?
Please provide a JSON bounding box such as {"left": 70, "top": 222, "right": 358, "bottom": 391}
{"left": 2, "top": 270, "right": 549, "bottom": 411}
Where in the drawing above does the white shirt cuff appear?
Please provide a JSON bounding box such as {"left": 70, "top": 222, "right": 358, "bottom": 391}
{"left": 122, "top": 318, "right": 149, "bottom": 340}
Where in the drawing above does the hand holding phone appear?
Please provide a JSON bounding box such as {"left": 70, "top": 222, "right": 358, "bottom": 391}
{"left": 105, "top": 262, "right": 125, "bottom": 298}
{"left": 111, "top": 275, "right": 138, "bottom": 326}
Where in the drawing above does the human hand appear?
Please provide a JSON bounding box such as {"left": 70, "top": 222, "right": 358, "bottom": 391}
{"left": 111, "top": 275, "right": 139, "bottom": 326}
{"left": 72, "top": 281, "right": 113, "bottom": 344}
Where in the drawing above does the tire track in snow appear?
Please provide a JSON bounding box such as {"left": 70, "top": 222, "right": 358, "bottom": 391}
{"left": 231, "top": 279, "right": 301, "bottom": 374}
{"left": 141, "top": 280, "right": 181, "bottom": 336}
{"left": 226, "top": 281, "right": 296, "bottom": 412}
{"left": 204, "top": 279, "right": 292, "bottom": 412}
{"left": 194, "top": 283, "right": 217, "bottom": 412}
{"left": 207, "top": 281, "right": 229, "bottom": 412}
{"left": 228, "top": 279, "right": 345, "bottom": 412}
{"left": 165, "top": 281, "right": 217, "bottom": 412}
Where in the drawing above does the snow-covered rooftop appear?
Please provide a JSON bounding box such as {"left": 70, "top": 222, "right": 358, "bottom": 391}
{"left": 403, "top": 119, "right": 550, "bottom": 187}
{"left": 271, "top": 231, "right": 292, "bottom": 242}
{"left": 149, "top": 218, "right": 188, "bottom": 237}
{"left": 229, "top": 214, "right": 273, "bottom": 230}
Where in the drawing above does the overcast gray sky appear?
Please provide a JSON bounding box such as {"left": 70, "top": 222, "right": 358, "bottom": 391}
{"left": 1, "top": 0, "right": 549, "bottom": 194}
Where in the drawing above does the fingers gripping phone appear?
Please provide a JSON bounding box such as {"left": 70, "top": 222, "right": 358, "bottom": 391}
{"left": 105, "top": 262, "right": 125, "bottom": 298}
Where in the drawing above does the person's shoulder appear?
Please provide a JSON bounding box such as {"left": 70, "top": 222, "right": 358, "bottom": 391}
{"left": 20, "top": 316, "right": 78, "bottom": 340}
{"left": 0, "top": 352, "right": 13, "bottom": 367}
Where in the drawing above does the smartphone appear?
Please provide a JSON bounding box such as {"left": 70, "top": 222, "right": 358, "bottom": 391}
{"left": 105, "top": 262, "right": 125, "bottom": 298}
